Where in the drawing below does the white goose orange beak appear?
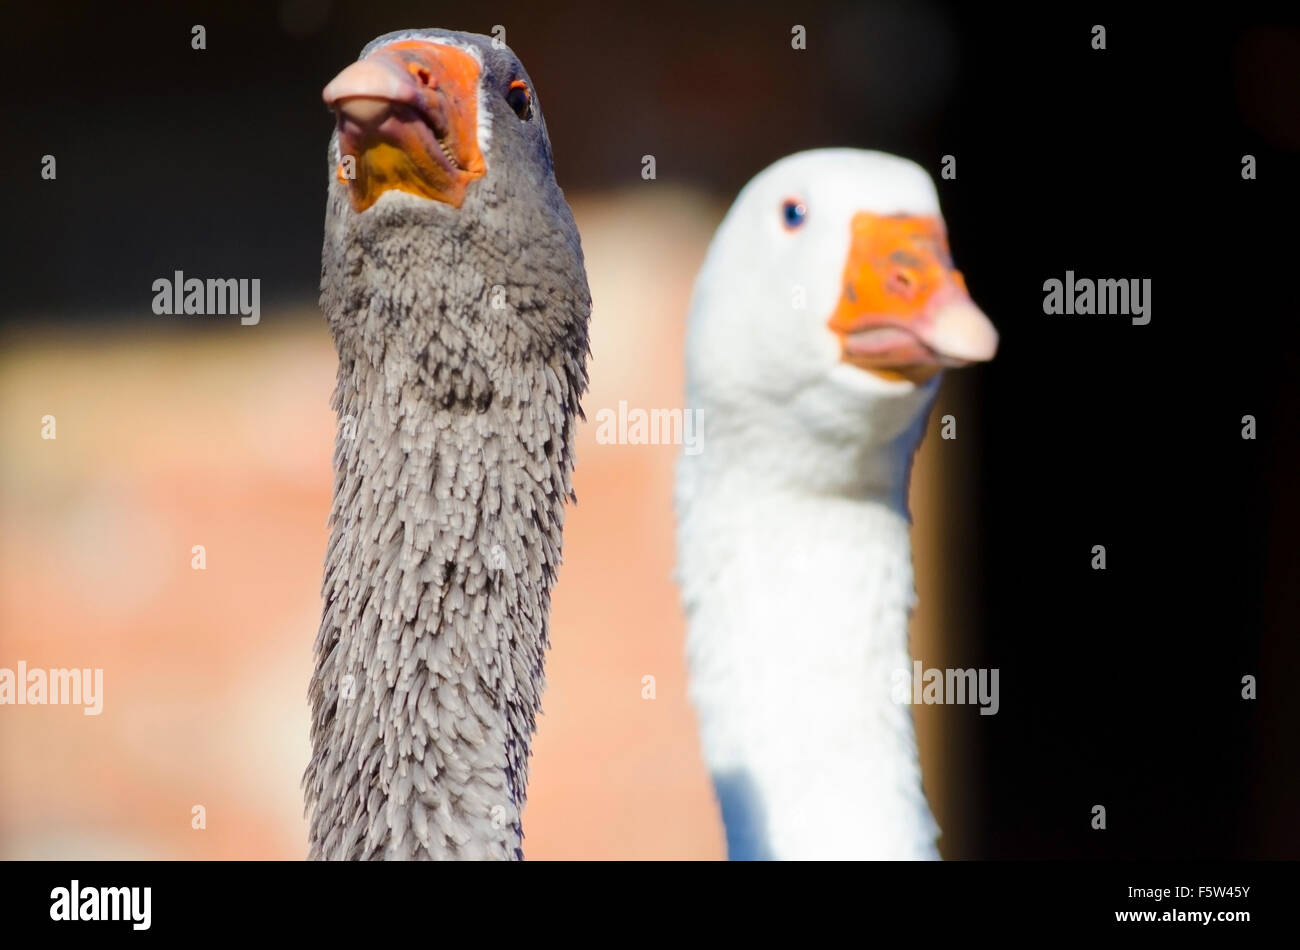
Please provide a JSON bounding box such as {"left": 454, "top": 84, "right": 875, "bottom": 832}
{"left": 828, "top": 212, "right": 998, "bottom": 383}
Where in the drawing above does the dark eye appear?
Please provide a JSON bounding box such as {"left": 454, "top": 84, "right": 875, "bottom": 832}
{"left": 782, "top": 199, "right": 807, "bottom": 230}
{"left": 506, "top": 80, "right": 532, "bottom": 120}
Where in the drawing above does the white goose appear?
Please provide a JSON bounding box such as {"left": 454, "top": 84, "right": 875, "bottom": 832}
{"left": 675, "top": 150, "right": 997, "bottom": 860}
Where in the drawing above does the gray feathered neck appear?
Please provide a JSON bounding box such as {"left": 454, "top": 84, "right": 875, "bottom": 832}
{"left": 304, "top": 30, "right": 590, "bottom": 859}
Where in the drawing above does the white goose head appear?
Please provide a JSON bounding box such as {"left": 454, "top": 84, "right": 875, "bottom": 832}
{"left": 686, "top": 148, "right": 997, "bottom": 455}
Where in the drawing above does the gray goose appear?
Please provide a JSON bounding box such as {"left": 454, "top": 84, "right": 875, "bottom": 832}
{"left": 305, "top": 29, "right": 590, "bottom": 860}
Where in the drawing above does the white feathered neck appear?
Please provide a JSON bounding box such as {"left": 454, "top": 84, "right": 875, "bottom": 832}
{"left": 676, "top": 389, "right": 941, "bottom": 860}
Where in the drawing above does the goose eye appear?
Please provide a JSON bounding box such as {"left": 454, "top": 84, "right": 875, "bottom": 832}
{"left": 782, "top": 199, "right": 807, "bottom": 230}
{"left": 506, "top": 80, "right": 532, "bottom": 120}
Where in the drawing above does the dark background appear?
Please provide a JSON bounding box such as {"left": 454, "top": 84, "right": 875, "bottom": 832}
{"left": 1, "top": 1, "right": 1296, "bottom": 859}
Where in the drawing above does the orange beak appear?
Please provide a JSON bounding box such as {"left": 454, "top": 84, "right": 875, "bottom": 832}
{"left": 828, "top": 212, "right": 998, "bottom": 383}
{"left": 323, "top": 41, "right": 487, "bottom": 213}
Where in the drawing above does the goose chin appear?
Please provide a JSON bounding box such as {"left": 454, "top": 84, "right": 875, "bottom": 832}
{"left": 840, "top": 327, "right": 949, "bottom": 384}
{"left": 333, "top": 104, "right": 472, "bottom": 212}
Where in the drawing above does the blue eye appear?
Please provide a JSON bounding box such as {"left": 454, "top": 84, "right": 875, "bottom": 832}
{"left": 782, "top": 199, "right": 807, "bottom": 230}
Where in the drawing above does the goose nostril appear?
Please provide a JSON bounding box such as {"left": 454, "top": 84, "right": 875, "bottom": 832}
{"left": 887, "top": 269, "right": 919, "bottom": 298}
{"left": 408, "top": 63, "right": 434, "bottom": 87}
